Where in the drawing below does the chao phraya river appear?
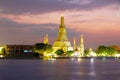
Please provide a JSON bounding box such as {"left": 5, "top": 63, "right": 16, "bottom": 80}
{"left": 0, "top": 59, "right": 120, "bottom": 80}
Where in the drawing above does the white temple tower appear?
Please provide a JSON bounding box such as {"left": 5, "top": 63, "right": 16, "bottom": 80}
{"left": 44, "top": 34, "right": 48, "bottom": 44}
{"left": 73, "top": 37, "right": 77, "bottom": 50}
{"left": 79, "top": 35, "right": 85, "bottom": 56}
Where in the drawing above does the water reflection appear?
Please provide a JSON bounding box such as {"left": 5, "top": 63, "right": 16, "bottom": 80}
{"left": 0, "top": 59, "right": 120, "bottom": 80}
{"left": 89, "top": 58, "right": 96, "bottom": 77}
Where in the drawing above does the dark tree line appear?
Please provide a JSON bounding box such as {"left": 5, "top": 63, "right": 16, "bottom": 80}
{"left": 34, "top": 43, "right": 53, "bottom": 55}
{"left": 96, "top": 45, "right": 115, "bottom": 56}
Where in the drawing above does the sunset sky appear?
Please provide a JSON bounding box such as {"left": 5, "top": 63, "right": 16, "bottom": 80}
{"left": 0, "top": 0, "right": 120, "bottom": 49}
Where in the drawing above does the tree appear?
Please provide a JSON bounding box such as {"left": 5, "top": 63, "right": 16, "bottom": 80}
{"left": 111, "top": 45, "right": 120, "bottom": 52}
{"left": 55, "top": 49, "right": 64, "bottom": 55}
{"left": 34, "top": 43, "right": 53, "bottom": 55}
{"left": 35, "top": 43, "right": 45, "bottom": 54}
{"left": 0, "top": 47, "right": 5, "bottom": 55}
{"left": 84, "top": 49, "right": 89, "bottom": 57}
{"left": 96, "top": 45, "right": 115, "bottom": 56}
{"left": 96, "top": 46, "right": 107, "bottom": 56}
{"left": 107, "top": 47, "right": 115, "bottom": 56}
{"left": 45, "top": 44, "right": 53, "bottom": 53}
{"left": 66, "top": 50, "right": 74, "bottom": 57}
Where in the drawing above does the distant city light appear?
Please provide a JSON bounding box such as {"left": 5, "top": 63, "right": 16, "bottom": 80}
{"left": 114, "top": 54, "right": 120, "bottom": 57}
{"left": 0, "top": 55, "right": 4, "bottom": 58}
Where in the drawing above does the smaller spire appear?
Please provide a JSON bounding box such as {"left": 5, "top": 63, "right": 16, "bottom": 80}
{"left": 79, "top": 35, "right": 84, "bottom": 56}
{"left": 44, "top": 34, "right": 49, "bottom": 44}
{"left": 73, "top": 37, "right": 77, "bottom": 50}
{"left": 80, "top": 35, "right": 83, "bottom": 43}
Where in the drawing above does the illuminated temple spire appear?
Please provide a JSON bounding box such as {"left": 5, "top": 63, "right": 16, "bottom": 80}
{"left": 53, "top": 14, "right": 73, "bottom": 51}
{"left": 73, "top": 37, "right": 77, "bottom": 50}
{"left": 79, "top": 35, "right": 84, "bottom": 55}
{"left": 57, "top": 14, "right": 68, "bottom": 41}
{"left": 44, "top": 34, "right": 48, "bottom": 44}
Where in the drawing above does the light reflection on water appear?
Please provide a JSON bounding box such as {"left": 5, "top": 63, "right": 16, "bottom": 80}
{"left": 89, "top": 58, "right": 96, "bottom": 78}
{"left": 0, "top": 59, "right": 120, "bottom": 80}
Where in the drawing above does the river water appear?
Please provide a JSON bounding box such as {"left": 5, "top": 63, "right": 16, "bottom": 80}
{"left": 0, "top": 59, "right": 120, "bottom": 80}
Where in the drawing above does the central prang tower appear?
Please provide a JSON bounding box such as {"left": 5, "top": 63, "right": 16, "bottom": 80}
{"left": 53, "top": 15, "right": 73, "bottom": 52}
{"left": 57, "top": 14, "right": 68, "bottom": 41}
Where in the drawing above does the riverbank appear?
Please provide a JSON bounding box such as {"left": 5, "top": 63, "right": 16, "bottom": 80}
{"left": 0, "top": 56, "right": 120, "bottom": 59}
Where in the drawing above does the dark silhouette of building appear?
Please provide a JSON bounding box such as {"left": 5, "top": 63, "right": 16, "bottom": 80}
{"left": 5, "top": 45, "right": 35, "bottom": 57}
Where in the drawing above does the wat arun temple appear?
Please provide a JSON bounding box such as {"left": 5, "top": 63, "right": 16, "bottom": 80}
{"left": 1, "top": 15, "right": 120, "bottom": 59}
{"left": 44, "top": 15, "right": 85, "bottom": 56}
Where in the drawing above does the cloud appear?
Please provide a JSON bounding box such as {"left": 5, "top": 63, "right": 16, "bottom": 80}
{"left": 0, "top": 17, "right": 59, "bottom": 45}
{"left": 62, "top": 0, "right": 92, "bottom": 5}
{"left": 0, "top": 0, "right": 119, "bottom": 15}
{"left": 0, "top": 0, "right": 120, "bottom": 48}
{"left": 0, "top": 17, "right": 58, "bottom": 29}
